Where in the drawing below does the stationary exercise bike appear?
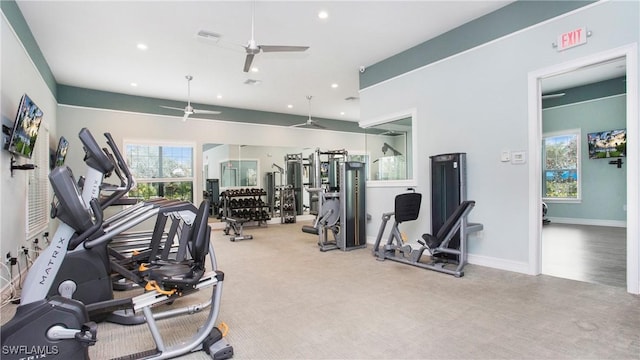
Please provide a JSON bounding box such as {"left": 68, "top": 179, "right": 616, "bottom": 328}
{"left": 1, "top": 166, "right": 232, "bottom": 359}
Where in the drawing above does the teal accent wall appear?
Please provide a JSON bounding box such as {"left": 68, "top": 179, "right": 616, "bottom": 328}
{"left": 360, "top": 0, "right": 595, "bottom": 89}
{"left": 0, "top": 1, "right": 57, "bottom": 97}
{"left": 56, "top": 85, "right": 364, "bottom": 133}
{"left": 543, "top": 76, "right": 626, "bottom": 109}
{"left": 543, "top": 94, "right": 627, "bottom": 221}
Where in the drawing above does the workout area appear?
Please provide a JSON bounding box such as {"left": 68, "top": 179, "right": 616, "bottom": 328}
{"left": 1, "top": 2, "right": 639, "bottom": 360}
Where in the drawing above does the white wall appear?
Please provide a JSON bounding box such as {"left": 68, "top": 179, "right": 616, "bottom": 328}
{"left": 360, "top": 1, "right": 639, "bottom": 272}
{"left": 56, "top": 106, "right": 365, "bottom": 207}
{"left": 1, "top": 14, "right": 57, "bottom": 289}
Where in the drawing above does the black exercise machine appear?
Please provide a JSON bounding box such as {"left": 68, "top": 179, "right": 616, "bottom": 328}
{"left": 372, "top": 190, "right": 480, "bottom": 277}
{"left": 0, "top": 166, "right": 232, "bottom": 359}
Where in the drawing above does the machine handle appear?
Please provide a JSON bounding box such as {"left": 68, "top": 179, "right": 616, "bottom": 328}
{"left": 68, "top": 199, "right": 103, "bottom": 250}
{"left": 101, "top": 132, "right": 136, "bottom": 209}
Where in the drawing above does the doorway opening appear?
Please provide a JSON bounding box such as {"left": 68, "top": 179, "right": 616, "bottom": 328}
{"left": 528, "top": 44, "right": 639, "bottom": 294}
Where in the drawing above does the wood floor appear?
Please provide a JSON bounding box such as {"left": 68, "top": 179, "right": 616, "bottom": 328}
{"left": 542, "top": 223, "right": 626, "bottom": 288}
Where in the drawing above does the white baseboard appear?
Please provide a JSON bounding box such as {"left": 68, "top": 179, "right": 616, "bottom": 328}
{"left": 547, "top": 217, "right": 627, "bottom": 227}
{"left": 467, "top": 253, "right": 530, "bottom": 274}
{"left": 367, "top": 236, "right": 531, "bottom": 275}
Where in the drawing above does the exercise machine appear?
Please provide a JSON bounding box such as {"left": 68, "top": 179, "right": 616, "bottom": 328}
{"left": 0, "top": 166, "right": 232, "bottom": 359}
{"left": 372, "top": 190, "right": 479, "bottom": 277}
{"left": 285, "top": 153, "right": 304, "bottom": 215}
{"left": 373, "top": 153, "right": 483, "bottom": 277}
{"left": 302, "top": 149, "right": 366, "bottom": 251}
{"left": 46, "top": 128, "right": 203, "bottom": 324}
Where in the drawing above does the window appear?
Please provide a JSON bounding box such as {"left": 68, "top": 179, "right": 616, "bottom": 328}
{"left": 220, "top": 160, "right": 258, "bottom": 187}
{"left": 125, "top": 143, "right": 194, "bottom": 201}
{"left": 26, "top": 127, "right": 49, "bottom": 239}
{"left": 543, "top": 129, "right": 581, "bottom": 201}
{"left": 360, "top": 109, "right": 416, "bottom": 186}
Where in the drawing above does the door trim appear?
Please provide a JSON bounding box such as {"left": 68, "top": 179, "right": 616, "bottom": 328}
{"left": 527, "top": 43, "right": 639, "bottom": 294}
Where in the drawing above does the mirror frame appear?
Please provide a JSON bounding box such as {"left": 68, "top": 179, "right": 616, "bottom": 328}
{"left": 360, "top": 108, "right": 418, "bottom": 187}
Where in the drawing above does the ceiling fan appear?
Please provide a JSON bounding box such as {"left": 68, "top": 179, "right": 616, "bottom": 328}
{"left": 160, "top": 75, "right": 221, "bottom": 121}
{"left": 291, "top": 96, "right": 325, "bottom": 129}
{"left": 238, "top": 2, "right": 309, "bottom": 72}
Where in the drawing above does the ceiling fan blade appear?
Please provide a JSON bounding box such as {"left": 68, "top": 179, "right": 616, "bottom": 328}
{"left": 541, "top": 92, "right": 566, "bottom": 99}
{"left": 160, "top": 105, "right": 186, "bottom": 112}
{"left": 310, "top": 122, "right": 326, "bottom": 129}
{"left": 243, "top": 54, "right": 255, "bottom": 72}
{"left": 193, "top": 109, "right": 221, "bottom": 115}
{"left": 181, "top": 113, "right": 190, "bottom": 122}
{"left": 260, "top": 45, "right": 309, "bottom": 52}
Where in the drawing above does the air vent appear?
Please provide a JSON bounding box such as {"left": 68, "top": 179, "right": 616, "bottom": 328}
{"left": 244, "top": 79, "right": 262, "bottom": 85}
{"left": 197, "top": 30, "right": 221, "bottom": 42}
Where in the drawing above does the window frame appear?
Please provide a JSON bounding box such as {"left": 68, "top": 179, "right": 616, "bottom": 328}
{"left": 542, "top": 128, "right": 582, "bottom": 203}
{"left": 124, "top": 140, "right": 196, "bottom": 202}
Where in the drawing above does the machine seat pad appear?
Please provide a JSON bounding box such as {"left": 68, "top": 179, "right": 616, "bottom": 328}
{"left": 148, "top": 265, "right": 205, "bottom": 290}
{"left": 420, "top": 201, "right": 475, "bottom": 250}
{"left": 395, "top": 193, "right": 422, "bottom": 223}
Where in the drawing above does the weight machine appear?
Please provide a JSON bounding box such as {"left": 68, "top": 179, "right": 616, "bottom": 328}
{"left": 372, "top": 153, "right": 483, "bottom": 277}
{"left": 302, "top": 149, "right": 366, "bottom": 251}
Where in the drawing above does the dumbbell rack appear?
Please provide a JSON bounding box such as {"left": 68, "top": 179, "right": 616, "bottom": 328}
{"left": 220, "top": 188, "right": 271, "bottom": 241}
{"left": 279, "top": 186, "right": 296, "bottom": 224}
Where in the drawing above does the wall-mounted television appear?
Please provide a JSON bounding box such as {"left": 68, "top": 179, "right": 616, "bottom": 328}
{"left": 52, "top": 136, "right": 69, "bottom": 168}
{"left": 587, "top": 129, "right": 626, "bottom": 159}
{"left": 5, "top": 94, "right": 44, "bottom": 159}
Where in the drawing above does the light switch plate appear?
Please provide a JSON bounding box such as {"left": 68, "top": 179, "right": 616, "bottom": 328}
{"left": 501, "top": 150, "right": 510, "bottom": 162}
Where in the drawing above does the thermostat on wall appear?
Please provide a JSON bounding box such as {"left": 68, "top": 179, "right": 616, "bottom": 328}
{"left": 511, "top": 151, "right": 526, "bottom": 164}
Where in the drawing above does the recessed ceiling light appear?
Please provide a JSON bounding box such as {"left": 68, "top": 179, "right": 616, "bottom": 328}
{"left": 331, "top": 83, "right": 339, "bottom": 89}
{"left": 217, "top": 94, "right": 223, "bottom": 99}
{"left": 318, "top": 10, "right": 329, "bottom": 19}
{"left": 340, "top": 111, "right": 345, "bottom": 116}
{"left": 136, "top": 43, "right": 147, "bottom": 51}
{"left": 130, "top": 82, "right": 138, "bottom": 87}
{"left": 287, "top": 104, "right": 293, "bottom": 109}
{"left": 251, "top": 67, "right": 259, "bottom": 73}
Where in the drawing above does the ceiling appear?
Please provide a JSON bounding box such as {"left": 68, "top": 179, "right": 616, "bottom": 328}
{"left": 541, "top": 57, "right": 627, "bottom": 94}
{"left": 15, "top": 1, "right": 513, "bottom": 123}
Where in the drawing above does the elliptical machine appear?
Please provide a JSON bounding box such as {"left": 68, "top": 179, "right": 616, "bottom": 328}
{"left": 45, "top": 129, "right": 204, "bottom": 325}
{"left": 1, "top": 166, "right": 232, "bottom": 359}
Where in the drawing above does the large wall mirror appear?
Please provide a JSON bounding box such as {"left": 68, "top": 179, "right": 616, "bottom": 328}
{"left": 202, "top": 144, "right": 367, "bottom": 219}
{"left": 361, "top": 109, "right": 416, "bottom": 186}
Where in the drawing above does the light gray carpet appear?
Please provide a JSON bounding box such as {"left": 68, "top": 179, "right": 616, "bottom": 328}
{"left": 2, "top": 221, "right": 639, "bottom": 359}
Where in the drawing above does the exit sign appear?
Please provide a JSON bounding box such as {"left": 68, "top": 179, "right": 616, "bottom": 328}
{"left": 556, "top": 27, "right": 588, "bottom": 52}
